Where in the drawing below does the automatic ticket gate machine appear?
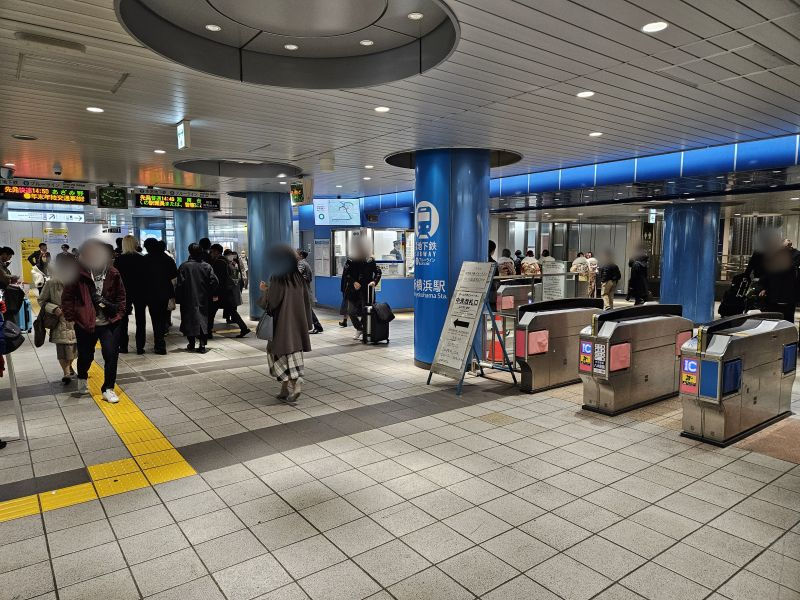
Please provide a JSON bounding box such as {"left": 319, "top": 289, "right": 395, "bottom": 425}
{"left": 486, "top": 282, "right": 533, "bottom": 365}
{"left": 579, "top": 305, "right": 694, "bottom": 415}
{"left": 680, "top": 313, "right": 797, "bottom": 446}
{"left": 515, "top": 299, "right": 603, "bottom": 392}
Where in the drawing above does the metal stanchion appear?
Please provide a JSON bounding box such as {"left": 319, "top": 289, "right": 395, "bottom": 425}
{"left": 6, "top": 354, "right": 26, "bottom": 441}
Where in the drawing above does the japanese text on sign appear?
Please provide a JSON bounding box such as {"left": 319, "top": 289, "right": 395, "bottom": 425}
{"left": 1, "top": 185, "right": 88, "bottom": 204}
{"left": 135, "top": 193, "right": 220, "bottom": 211}
{"left": 414, "top": 278, "right": 446, "bottom": 299}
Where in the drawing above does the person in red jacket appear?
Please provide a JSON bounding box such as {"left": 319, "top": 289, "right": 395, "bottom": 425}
{"left": 61, "top": 240, "right": 126, "bottom": 403}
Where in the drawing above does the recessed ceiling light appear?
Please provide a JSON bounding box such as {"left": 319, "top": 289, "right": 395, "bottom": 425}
{"left": 364, "top": 164, "right": 374, "bottom": 169}
{"left": 577, "top": 212, "right": 584, "bottom": 216}
{"left": 792, "top": 197, "right": 800, "bottom": 200}
{"left": 374, "top": 106, "right": 390, "bottom": 113}
{"left": 279, "top": 181, "right": 287, "bottom": 184}
{"left": 284, "top": 44, "right": 299, "bottom": 51}
{"left": 576, "top": 91, "right": 595, "bottom": 98}
{"left": 153, "top": 149, "right": 165, "bottom": 154}
{"left": 743, "top": 180, "right": 752, "bottom": 183}
{"left": 12, "top": 134, "right": 37, "bottom": 140}
{"left": 3, "top": 162, "right": 14, "bottom": 167}
{"left": 363, "top": 176, "right": 371, "bottom": 180}
{"left": 86, "top": 106, "right": 104, "bottom": 113}
{"left": 717, "top": 175, "right": 725, "bottom": 179}
{"left": 667, "top": 181, "right": 675, "bottom": 184}
{"left": 277, "top": 173, "right": 286, "bottom": 178}
{"left": 359, "top": 39, "right": 374, "bottom": 46}
{"left": 205, "top": 24, "right": 221, "bottom": 32}
{"left": 336, "top": 185, "right": 343, "bottom": 188}
{"left": 589, "top": 131, "right": 603, "bottom": 137}
{"left": 642, "top": 21, "right": 668, "bottom": 33}
{"left": 408, "top": 12, "right": 424, "bottom": 20}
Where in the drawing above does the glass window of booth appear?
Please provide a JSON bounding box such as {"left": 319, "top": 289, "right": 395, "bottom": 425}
{"left": 332, "top": 228, "right": 413, "bottom": 277}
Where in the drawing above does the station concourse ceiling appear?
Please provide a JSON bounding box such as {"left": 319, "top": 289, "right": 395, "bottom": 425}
{"left": 1, "top": 0, "right": 800, "bottom": 199}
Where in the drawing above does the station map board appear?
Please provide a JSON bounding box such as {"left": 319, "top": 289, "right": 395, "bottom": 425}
{"left": 429, "top": 262, "right": 495, "bottom": 381}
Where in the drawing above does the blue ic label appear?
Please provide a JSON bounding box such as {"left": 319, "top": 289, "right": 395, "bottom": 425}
{"left": 581, "top": 342, "right": 592, "bottom": 354}
{"left": 682, "top": 358, "right": 698, "bottom": 373}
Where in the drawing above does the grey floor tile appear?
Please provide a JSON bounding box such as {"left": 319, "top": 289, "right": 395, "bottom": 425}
{"left": 683, "top": 525, "right": 763, "bottom": 567}
{"left": 566, "top": 535, "right": 646, "bottom": 580}
{"left": 298, "top": 560, "right": 380, "bottom": 600}
{"left": 709, "top": 510, "right": 785, "bottom": 546}
{"left": 554, "top": 498, "right": 623, "bottom": 533}
{"left": 592, "top": 584, "right": 647, "bottom": 600}
{"left": 324, "top": 517, "right": 394, "bottom": 556}
{"left": 232, "top": 494, "right": 294, "bottom": 527}
{"left": 58, "top": 568, "right": 140, "bottom": 600}
{"left": 110, "top": 504, "right": 175, "bottom": 539}
{"left": 0, "top": 515, "right": 44, "bottom": 546}
{"left": 251, "top": 513, "right": 318, "bottom": 551}
{"left": 154, "top": 475, "right": 212, "bottom": 502}
{"left": 166, "top": 489, "right": 226, "bottom": 521}
{"left": 370, "top": 502, "right": 436, "bottom": 537}
{"left": 345, "top": 484, "right": 405, "bottom": 514}
{"left": 43, "top": 500, "right": 106, "bottom": 533}
{"left": 527, "top": 554, "right": 612, "bottom": 600}
{"left": 388, "top": 566, "right": 474, "bottom": 600}
{"left": 520, "top": 513, "right": 591, "bottom": 551}
{"left": 0, "top": 561, "right": 54, "bottom": 600}
{"left": 481, "top": 528, "right": 556, "bottom": 571}
{"left": 257, "top": 582, "right": 311, "bottom": 599}
{"left": 300, "top": 497, "right": 363, "bottom": 531}
{"left": 213, "top": 554, "right": 293, "bottom": 600}
{"left": 439, "top": 546, "right": 518, "bottom": 596}
{"left": 179, "top": 507, "right": 246, "bottom": 545}
{"left": 47, "top": 519, "right": 115, "bottom": 558}
{"left": 100, "top": 486, "right": 161, "bottom": 517}
{"left": 195, "top": 529, "right": 268, "bottom": 573}
{"left": 621, "top": 562, "right": 710, "bottom": 600}
{"left": 515, "top": 481, "right": 577, "bottom": 511}
{"left": 409, "top": 488, "right": 472, "bottom": 520}
{"left": 201, "top": 464, "right": 255, "bottom": 488}
{"left": 52, "top": 541, "right": 126, "bottom": 588}
{"left": 629, "top": 505, "right": 702, "bottom": 539}
{"left": 402, "top": 522, "right": 473, "bottom": 563}
{"left": 732, "top": 497, "right": 800, "bottom": 529}
{"left": 600, "top": 520, "right": 674, "bottom": 559}
{"left": 654, "top": 543, "right": 739, "bottom": 589}
{"left": 278, "top": 481, "right": 337, "bottom": 511}
{"left": 145, "top": 575, "right": 226, "bottom": 600}
{"left": 273, "top": 534, "right": 347, "bottom": 579}
{"left": 482, "top": 574, "right": 560, "bottom": 600}
{"left": 119, "top": 523, "right": 190, "bottom": 565}
{"left": 747, "top": 549, "right": 800, "bottom": 592}
{"left": 354, "top": 539, "right": 430, "bottom": 587}
{"left": 0, "top": 535, "right": 49, "bottom": 575}
{"left": 444, "top": 506, "right": 512, "bottom": 543}
{"left": 655, "top": 492, "right": 725, "bottom": 524}
{"left": 130, "top": 547, "right": 208, "bottom": 597}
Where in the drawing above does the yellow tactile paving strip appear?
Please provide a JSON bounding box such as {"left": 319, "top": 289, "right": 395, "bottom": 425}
{"left": 0, "top": 323, "right": 197, "bottom": 522}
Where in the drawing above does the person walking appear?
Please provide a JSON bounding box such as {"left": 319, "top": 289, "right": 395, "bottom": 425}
{"left": 114, "top": 235, "right": 147, "bottom": 354}
{"left": 38, "top": 253, "right": 79, "bottom": 383}
{"left": 61, "top": 239, "right": 126, "bottom": 403}
{"left": 143, "top": 237, "right": 178, "bottom": 354}
{"left": 259, "top": 244, "right": 312, "bottom": 403}
{"left": 598, "top": 251, "right": 621, "bottom": 310}
{"left": 520, "top": 250, "right": 540, "bottom": 276}
{"left": 222, "top": 249, "right": 242, "bottom": 324}
{"left": 338, "top": 257, "right": 351, "bottom": 328}
{"left": 208, "top": 244, "right": 250, "bottom": 337}
{"left": 176, "top": 243, "right": 218, "bottom": 353}
{"left": 758, "top": 234, "right": 800, "bottom": 324}
{"left": 513, "top": 250, "right": 523, "bottom": 275}
{"left": 627, "top": 253, "right": 650, "bottom": 305}
{"left": 297, "top": 249, "right": 323, "bottom": 333}
{"left": 586, "top": 251, "right": 598, "bottom": 298}
{"left": 341, "top": 240, "right": 381, "bottom": 340}
{"left": 27, "top": 242, "right": 48, "bottom": 272}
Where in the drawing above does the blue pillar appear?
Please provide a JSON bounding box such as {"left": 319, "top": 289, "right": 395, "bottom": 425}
{"left": 247, "top": 192, "right": 292, "bottom": 319}
{"left": 414, "top": 148, "right": 490, "bottom": 367}
{"left": 172, "top": 210, "right": 208, "bottom": 266}
{"left": 660, "top": 203, "right": 720, "bottom": 324}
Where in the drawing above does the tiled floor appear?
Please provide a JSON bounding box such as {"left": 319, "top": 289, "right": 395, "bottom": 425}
{"left": 1, "top": 305, "right": 799, "bottom": 600}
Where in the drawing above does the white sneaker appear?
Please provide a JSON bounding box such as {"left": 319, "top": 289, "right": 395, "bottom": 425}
{"left": 72, "top": 378, "right": 88, "bottom": 396}
{"left": 353, "top": 331, "right": 362, "bottom": 340}
{"left": 102, "top": 389, "right": 120, "bottom": 404}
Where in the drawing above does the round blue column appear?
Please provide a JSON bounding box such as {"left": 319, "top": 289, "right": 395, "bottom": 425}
{"left": 414, "top": 148, "right": 490, "bottom": 367}
{"left": 172, "top": 210, "right": 208, "bottom": 266}
{"left": 660, "top": 203, "right": 720, "bottom": 324}
{"left": 247, "top": 192, "right": 292, "bottom": 319}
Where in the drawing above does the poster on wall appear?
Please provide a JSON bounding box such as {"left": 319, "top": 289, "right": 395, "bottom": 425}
{"left": 43, "top": 227, "right": 69, "bottom": 247}
{"left": 541, "top": 260, "right": 567, "bottom": 301}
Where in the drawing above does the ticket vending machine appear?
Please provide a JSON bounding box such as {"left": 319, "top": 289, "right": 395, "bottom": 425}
{"left": 680, "top": 313, "right": 797, "bottom": 445}
{"left": 515, "top": 298, "right": 603, "bottom": 392}
{"left": 579, "top": 304, "right": 694, "bottom": 415}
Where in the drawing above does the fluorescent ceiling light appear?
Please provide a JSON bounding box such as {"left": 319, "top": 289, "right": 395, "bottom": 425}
{"left": 408, "top": 12, "right": 424, "bottom": 20}
{"left": 86, "top": 106, "right": 104, "bottom": 113}
{"left": 576, "top": 91, "right": 594, "bottom": 98}
{"left": 3, "top": 162, "right": 14, "bottom": 167}
{"left": 363, "top": 176, "right": 371, "bottom": 180}
{"left": 364, "top": 164, "right": 374, "bottom": 169}
{"left": 284, "top": 44, "right": 299, "bottom": 51}
{"left": 359, "top": 40, "right": 374, "bottom": 46}
{"left": 277, "top": 173, "right": 286, "bottom": 178}
{"left": 279, "top": 181, "right": 287, "bottom": 184}
{"left": 792, "top": 197, "right": 800, "bottom": 200}
{"left": 374, "top": 106, "right": 390, "bottom": 113}
{"left": 153, "top": 149, "right": 165, "bottom": 154}
{"left": 205, "top": 24, "right": 221, "bottom": 32}
{"left": 588, "top": 131, "right": 603, "bottom": 137}
{"left": 336, "top": 185, "right": 343, "bottom": 188}
{"left": 642, "top": 21, "right": 668, "bottom": 33}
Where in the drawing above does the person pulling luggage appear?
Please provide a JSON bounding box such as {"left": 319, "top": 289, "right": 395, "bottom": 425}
{"left": 341, "top": 239, "right": 381, "bottom": 340}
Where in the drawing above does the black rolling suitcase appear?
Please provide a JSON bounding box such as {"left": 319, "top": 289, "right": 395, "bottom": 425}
{"left": 718, "top": 273, "right": 752, "bottom": 317}
{"left": 363, "top": 287, "right": 391, "bottom": 344}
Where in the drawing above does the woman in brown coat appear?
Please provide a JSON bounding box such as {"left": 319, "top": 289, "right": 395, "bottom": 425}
{"left": 259, "top": 244, "right": 312, "bottom": 403}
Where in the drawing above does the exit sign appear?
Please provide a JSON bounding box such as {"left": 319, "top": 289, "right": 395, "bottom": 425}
{"left": 176, "top": 119, "right": 191, "bottom": 149}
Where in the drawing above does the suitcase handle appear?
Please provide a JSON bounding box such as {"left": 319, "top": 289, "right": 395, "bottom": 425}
{"left": 368, "top": 284, "right": 376, "bottom": 305}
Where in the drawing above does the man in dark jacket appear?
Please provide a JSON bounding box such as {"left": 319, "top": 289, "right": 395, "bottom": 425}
{"left": 27, "top": 242, "right": 48, "bottom": 271}
{"left": 143, "top": 238, "right": 178, "bottom": 354}
{"left": 627, "top": 254, "right": 649, "bottom": 305}
{"left": 598, "top": 251, "right": 622, "bottom": 310}
{"left": 759, "top": 242, "right": 800, "bottom": 324}
{"left": 297, "top": 249, "right": 323, "bottom": 333}
{"left": 341, "top": 243, "right": 381, "bottom": 340}
{"left": 177, "top": 244, "right": 218, "bottom": 353}
{"left": 114, "top": 235, "right": 147, "bottom": 354}
{"left": 61, "top": 239, "right": 126, "bottom": 402}
{"left": 208, "top": 244, "right": 250, "bottom": 338}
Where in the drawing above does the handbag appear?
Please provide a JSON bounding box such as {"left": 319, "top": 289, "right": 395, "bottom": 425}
{"left": 256, "top": 311, "right": 273, "bottom": 341}
{"left": 2, "top": 320, "right": 24, "bottom": 354}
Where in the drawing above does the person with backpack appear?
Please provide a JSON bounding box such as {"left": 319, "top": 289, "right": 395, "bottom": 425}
{"left": 520, "top": 250, "right": 540, "bottom": 276}
{"left": 497, "top": 249, "right": 516, "bottom": 276}
{"left": 598, "top": 250, "right": 622, "bottom": 310}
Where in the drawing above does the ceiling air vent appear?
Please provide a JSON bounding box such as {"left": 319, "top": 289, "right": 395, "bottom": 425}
{"left": 15, "top": 53, "right": 129, "bottom": 94}
{"left": 14, "top": 32, "right": 86, "bottom": 53}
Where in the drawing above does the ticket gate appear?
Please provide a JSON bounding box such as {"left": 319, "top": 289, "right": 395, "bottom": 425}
{"left": 516, "top": 298, "right": 603, "bottom": 392}
{"left": 579, "top": 305, "right": 693, "bottom": 415}
{"left": 680, "top": 313, "right": 797, "bottom": 446}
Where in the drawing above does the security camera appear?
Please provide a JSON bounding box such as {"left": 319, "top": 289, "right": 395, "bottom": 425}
{"left": 0, "top": 166, "right": 14, "bottom": 179}
{"left": 53, "top": 161, "right": 62, "bottom": 176}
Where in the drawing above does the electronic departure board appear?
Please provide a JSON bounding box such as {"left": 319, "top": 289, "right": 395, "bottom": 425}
{"left": 1, "top": 184, "right": 90, "bottom": 204}
{"left": 135, "top": 193, "right": 220, "bottom": 210}
{"left": 97, "top": 186, "right": 128, "bottom": 209}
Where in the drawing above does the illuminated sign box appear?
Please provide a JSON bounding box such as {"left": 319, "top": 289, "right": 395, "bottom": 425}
{"left": 135, "top": 193, "right": 220, "bottom": 211}
{"left": 1, "top": 185, "right": 90, "bottom": 204}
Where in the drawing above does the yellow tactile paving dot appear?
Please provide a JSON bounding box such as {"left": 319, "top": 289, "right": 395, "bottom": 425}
{"left": 144, "top": 461, "right": 197, "bottom": 485}
{"left": 39, "top": 483, "right": 97, "bottom": 512}
{"left": 128, "top": 437, "right": 174, "bottom": 456}
{"left": 120, "top": 428, "right": 166, "bottom": 444}
{"left": 87, "top": 458, "right": 140, "bottom": 481}
{"left": 0, "top": 495, "right": 40, "bottom": 523}
{"left": 135, "top": 449, "right": 184, "bottom": 470}
{"left": 93, "top": 471, "right": 150, "bottom": 498}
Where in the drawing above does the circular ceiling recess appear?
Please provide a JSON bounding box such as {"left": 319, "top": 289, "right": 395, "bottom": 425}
{"left": 116, "top": 0, "right": 459, "bottom": 89}
{"left": 385, "top": 149, "right": 524, "bottom": 169}
{"left": 174, "top": 159, "right": 302, "bottom": 179}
